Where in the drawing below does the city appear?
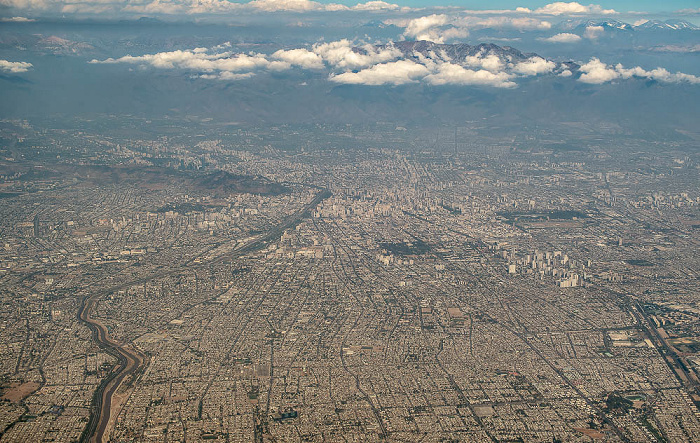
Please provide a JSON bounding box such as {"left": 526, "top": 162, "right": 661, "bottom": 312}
{"left": 0, "top": 119, "right": 698, "bottom": 441}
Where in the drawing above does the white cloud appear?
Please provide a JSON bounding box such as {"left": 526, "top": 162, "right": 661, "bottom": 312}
{"left": 122, "top": 0, "right": 186, "bottom": 14}
{"left": 88, "top": 41, "right": 406, "bottom": 81}
{"left": 424, "top": 63, "right": 517, "bottom": 88}
{"left": 540, "top": 33, "right": 582, "bottom": 43}
{"left": 583, "top": 25, "right": 604, "bottom": 39}
{"left": 313, "top": 39, "right": 564, "bottom": 87}
{"left": 90, "top": 0, "right": 284, "bottom": 14}
{"left": 615, "top": 65, "right": 700, "bottom": 84}
{"left": 461, "top": 7, "right": 532, "bottom": 14}
{"left": 87, "top": 40, "right": 700, "bottom": 90}
{"left": 90, "top": 48, "right": 289, "bottom": 79}
{"left": 187, "top": 0, "right": 240, "bottom": 13}
{"left": 312, "top": 39, "right": 401, "bottom": 70}
{"left": 464, "top": 53, "right": 504, "bottom": 73}
{"left": 246, "top": 0, "right": 321, "bottom": 12}
{"left": 62, "top": 3, "right": 118, "bottom": 13}
{"left": 85, "top": 39, "right": 567, "bottom": 88}
{"left": 0, "top": 0, "right": 620, "bottom": 16}
{"left": 245, "top": 0, "right": 407, "bottom": 12}
{"left": 513, "top": 57, "right": 556, "bottom": 76}
{"left": 0, "top": 59, "right": 33, "bottom": 73}
{"left": 578, "top": 58, "right": 619, "bottom": 83}
{"left": 272, "top": 48, "right": 325, "bottom": 69}
{"left": 315, "top": 40, "right": 559, "bottom": 87}
{"left": 0, "top": 0, "right": 414, "bottom": 13}
{"left": 330, "top": 60, "right": 430, "bottom": 85}
{"left": 534, "top": 2, "right": 617, "bottom": 16}
{"left": 0, "top": 16, "right": 36, "bottom": 21}
{"left": 402, "top": 14, "right": 450, "bottom": 40}
{"left": 395, "top": 14, "right": 551, "bottom": 44}
{"left": 411, "top": 26, "right": 469, "bottom": 44}
{"left": 461, "top": 4, "right": 616, "bottom": 16}
{"left": 352, "top": 1, "right": 401, "bottom": 11}
{"left": 90, "top": 40, "right": 406, "bottom": 80}
{"left": 579, "top": 58, "right": 700, "bottom": 85}
{"left": 0, "top": 0, "right": 48, "bottom": 9}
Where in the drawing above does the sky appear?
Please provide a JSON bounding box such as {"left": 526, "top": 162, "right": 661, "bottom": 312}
{"left": 1, "top": 0, "right": 698, "bottom": 127}
{"left": 1, "top": 0, "right": 700, "bottom": 16}
{"left": 341, "top": 0, "right": 700, "bottom": 12}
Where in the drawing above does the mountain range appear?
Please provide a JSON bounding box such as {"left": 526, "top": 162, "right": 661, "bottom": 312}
{"left": 558, "top": 18, "right": 698, "bottom": 32}
{"left": 374, "top": 41, "right": 579, "bottom": 75}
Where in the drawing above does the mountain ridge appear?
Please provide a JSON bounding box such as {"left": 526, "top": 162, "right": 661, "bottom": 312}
{"left": 368, "top": 40, "right": 580, "bottom": 75}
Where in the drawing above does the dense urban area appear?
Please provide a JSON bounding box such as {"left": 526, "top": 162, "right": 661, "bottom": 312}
{"left": 0, "top": 118, "right": 699, "bottom": 442}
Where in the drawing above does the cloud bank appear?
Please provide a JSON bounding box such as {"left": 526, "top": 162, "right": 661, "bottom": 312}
{"left": 390, "top": 14, "right": 552, "bottom": 44}
{"left": 0, "top": 0, "right": 622, "bottom": 17}
{"left": 89, "top": 41, "right": 536, "bottom": 88}
{"left": 90, "top": 40, "right": 405, "bottom": 80}
{"left": 89, "top": 40, "right": 700, "bottom": 89}
{"left": 330, "top": 60, "right": 429, "bottom": 85}
{"left": 579, "top": 58, "right": 700, "bottom": 85}
{"left": 0, "top": 0, "right": 410, "bottom": 14}
{"left": 530, "top": 2, "right": 617, "bottom": 16}
{"left": 423, "top": 63, "right": 517, "bottom": 88}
